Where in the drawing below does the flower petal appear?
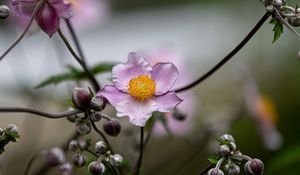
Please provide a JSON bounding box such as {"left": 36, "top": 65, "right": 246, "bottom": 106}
{"left": 11, "top": 0, "right": 39, "bottom": 19}
{"left": 112, "top": 52, "right": 152, "bottom": 92}
{"left": 48, "top": 0, "right": 72, "bottom": 18}
{"left": 35, "top": 3, "right": 59, "bottom": 37}
{"left": 96, "top": 85, "right": 129, "bottom": 107}
{"left": 116, "top": 96, "right": 157, "bottom": 126}
{"left": 154, "top": 92, "right": 183, "bottom": 112}
{"left": 151, "top": 62, "right": 178, "bottom": 95}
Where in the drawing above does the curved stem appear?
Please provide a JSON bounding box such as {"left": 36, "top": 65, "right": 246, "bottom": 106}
{"left": 199, "top": 164, "right": 214, "bottom": 175}
{"left": 90, "top": 120, "right": 114, "bottom": 154}
{"left": 232, "top": 154, "right": 253, "bottom": 161}
{"left": 0, "top": 107, "right": 82, "bottom": 119}
{"left": 24, "top": 149, "right": 42, "bottom": 175}
{"left": 0, "top": 1, "right": 44, "bottom": 62}
{"left": 175, "top": 12, "right": 271, "bottom": 93}
{"left": 57, "top": 28, "right": 100, "bottom": 91}
{"left": 134, "top": 127, "right": 144, "bottom": 175}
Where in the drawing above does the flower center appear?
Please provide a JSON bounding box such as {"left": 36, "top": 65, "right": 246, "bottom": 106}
{"left": 128, "top": 75, "right": 156, "bottom": 101}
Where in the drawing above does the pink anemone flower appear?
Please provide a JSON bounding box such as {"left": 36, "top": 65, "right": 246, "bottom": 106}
{"left": 96, "top": 52, "right": 183, "bottom": 127}
{"left": 12, "top": 0, "right": 72, "bottom": 37}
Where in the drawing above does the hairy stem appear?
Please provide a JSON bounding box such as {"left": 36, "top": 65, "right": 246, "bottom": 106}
{"left": 134, "top": 127, "right": 144, "bottom": 175}
{"left": 175, "top": 12, "right": 271, "bottom": 93}
{"left": 0, "top": 1, "right": 44, "bottom": 62}
{"left": 0, "top": 107, "right": 82, "bottom": 119}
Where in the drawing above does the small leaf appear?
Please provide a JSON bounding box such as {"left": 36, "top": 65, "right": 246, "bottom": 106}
{"left": 216, "top": 138, "right": 230, "bottom": 145}
{"left": 270, "top": 17, "right": 284, "bottom": 43}
{"left": 207, "top": 154, "right": 221, "bottom": 164}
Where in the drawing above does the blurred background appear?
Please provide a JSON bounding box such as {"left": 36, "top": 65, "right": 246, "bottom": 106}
{"left": 0, "top": 0, "right": 300, "bottom": 174}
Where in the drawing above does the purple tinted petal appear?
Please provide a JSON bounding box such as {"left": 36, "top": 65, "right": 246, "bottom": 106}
{"left": 151, "top": 62, "right": 178, "bottom": 95}
{"left": 48, "top": 0, "right": 72, "bottom": 18}
{"left": 96, "top": 85, "right": 129, "bottom": 107}
{"left": 35, "top": 3, "right": 59, "bottom": 37}
{"left": 12, "top": 0, "right": 38, "bottom": 19}
{"left": 112, "top": 52, "right": 152, "bottom": 92}
{"left": 116, "top": 96, "right": 157, "bottom": 126}
{"left": 154, "top": 92, "right": 182, "bottom": 112}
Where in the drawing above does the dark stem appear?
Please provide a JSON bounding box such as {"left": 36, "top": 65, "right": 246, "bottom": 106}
{"left": 0, "top": 107, "right": 82, "bottom": 119}
{"left": 24, "top": 150, "right": 41, "bottom": 175}
{"left": 85, "top": 149, "right": 98, "bottom": 158}
{"left": 90, "top": 120, "right": 114, "bottom": 154}
{"left": 57, "top": 28, "right": 100, "bottom": 91}
{"left": 174, "top": 12, "right": 271, "bottom": 93}
{"left": 64, "top": 19, "right": 86, "bottom": 62}
{"left": 0, "top": 1, "right": 44, "bottom": 62}
{"left": 198, "top": 164, "right": 214, "bottom": 175}
{"left": 134, "top": 127, "right": 144, "bottom": 175}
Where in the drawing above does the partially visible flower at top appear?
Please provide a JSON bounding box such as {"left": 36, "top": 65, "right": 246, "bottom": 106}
{"left": 96, "top": 52, "right": 183, "bottom": 126}
{"left": 64, "top": 0, "right": 109, "bottom": 30}
{"left": 141, "top": 47, "right": 197, "bottom": 136}
{"left": 11, "top": 0, "right": 72, "bottom": 37}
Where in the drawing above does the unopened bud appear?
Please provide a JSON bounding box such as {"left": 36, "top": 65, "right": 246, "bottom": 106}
{"left": 90, "top": 112, "right": 102, "bottom": 122}
{"left": 60, "top": 162, "right": 72, "bottom": 172}
{"left": 244, "top": 159, "right": 264, "bottom": 175}
{"left": 228, "top": 164, "right": 240, "bottom": 175}
{"left": 95, "top": 141, "right": 107, "bottom": 154}
{"left": 44, "top": 147, "right": 65, "bottom": 166}
{"left": 72, "top": 153, "right": 86, "bottom": 167}
{"left": 72, "top": 88, "right": 92, "bottom": 109}
{"left": 90, "top": 97, "right": 104, "bottom": 111}
{"left": 79, "top": 140, "right": 88, "bottom": 150}
{"left": 273, "top": 0, "right": 283, "bottom": 7}
{"left": 103, "top": 119, "right": 121, "bottom": 137}
{"left": 288, "top": 17, "right": 300, "bottom": 27}
{"left": 220, "top": 134, "right": 235, "bottom": 143}
{"left": 208, "top": 168, "right": 224, "bottom": 175}
{"left": 220, "top": 144, "right": 230, "bottom": 156}
{"left": 68, "top": 140, "right": 79, "bottom": 152}
{"left": 67, "top": 115, "right": 77, "bottom": 122}
{"left": 88, "top": 161, "right": 105, "bottom": 175}
{"left": 6, "top": 124, "right": 18, "bottom": 133}
{"left": 77, "top": 122, "right": 91, "bottom": 135}
{"left": 265, "top": 5, "right": 274, "bottom": 13}
{"left": 110, "top": 154, "right": 123, "bottom": 167}
{"left": 0, "top": 5, "right": 10, "bottom": 19}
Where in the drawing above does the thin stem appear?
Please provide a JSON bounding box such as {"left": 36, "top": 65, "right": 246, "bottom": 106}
{"left": 85, "top": 149, "right": 98, "bottom": 158}
{"left": 0, "top": 107, "right": 82, "bottom": 119}
{"left": 198, "top": 164, "right": 214, "bottom": 175}
{"left": 90, "top": 120, "right": 114, "bottom": 154}
{"left": 57, "top": 28, "right": 100, "bottom": 91}
{"left": 216, "top": 157, "right": 226, "bottom": 169}
{"left": 232, "top": 154, "right": 253, "bottom": 161}
{"left": 0, "top": 1, "right": 44, "bottom": 62}
{"left": 175, "top": 12, "right": 271, "bottom": 93}
{"left": 65, "top": 19, "right": 86, "bottom": 62}
{"left": 24, "top": 149, "right": 42, "bottom": 175}
{"left": 134, "top": 127, "right": 144, "bottom": 175}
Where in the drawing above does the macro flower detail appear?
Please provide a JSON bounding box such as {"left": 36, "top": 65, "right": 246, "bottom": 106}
{"left": 96, "top": 52, "right": 183, "bottom": 126}
{"left": 12, "top": 0, "right": 72, "bottom": 37}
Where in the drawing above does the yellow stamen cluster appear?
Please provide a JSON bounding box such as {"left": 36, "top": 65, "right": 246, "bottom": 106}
{"left": 128, "top": 75, "right": 156, "bottom": 101}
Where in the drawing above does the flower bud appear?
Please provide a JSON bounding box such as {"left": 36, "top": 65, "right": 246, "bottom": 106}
{"left": 60, "top": 162, "right": 72, "bottom": 172}
{"left": 219, "top": 144, "right": 230, "bottom": 156}
{"left": 90, "top": 97, "right": 104, "bottom": 111}
{"left": 110, "top": 154, "right": 123, "bottom": 167}
{"left": 44, "top": 147, "right": 65, "bottom": 166}
{"left": 89, "top": 161, "right": 105, "bottom": 175}
{"left": 244, "top": 159, "right": 264, "bottom": 175}
{"left": 273, "top": 0, "right": 283, "bottom": 7}
{"left": 6, "top": 124, "right": 18, "bottom": 133}
{"left": 220, "top": 134, "right": 235, "bottom": 143}
{"left": 77, "top": 122, "right": 91, "bottom": 135}
{"left": 72, "top": 88, "right": 92, "bottom": 109}
{"left": 288, "top": 17, "right": 300, "bottom": 27}
{"left": 79, "top": 140, "right": 88, "bottom": 150}
{"left": 228, "top": 164, "right": 240, "bottom": 175}
{"left": 208, "top": 168, "right": 224, "bottom": 175}
{"left": 91, "top": 112, "right": 102, "bottom": 122}
{"left": 103, "top": 119, "right": 121, "bottom": 137}
{"left": 68, "top": 140, "right": 79, "bottom": 152}
{"left": 0, "top": 5, "right": 10, "bottom": 19}
{"left": 265, "top": 5, "right": 274, "bottom": 13}
{"left": 95, "top": 141, "right": 107, "bottom": 154}
{"left": 72, "top": 153, "right": 87, "bottom": 167}
{"left": 67, "top": 115, "right": 77, "bottom": 123}
{"left": 172, "top": 109, "right": 187, "bottom": 121}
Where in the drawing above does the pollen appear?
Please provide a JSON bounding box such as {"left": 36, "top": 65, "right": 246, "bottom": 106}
{"left": 128, "top": 75, "right": 156, "bottom": 101}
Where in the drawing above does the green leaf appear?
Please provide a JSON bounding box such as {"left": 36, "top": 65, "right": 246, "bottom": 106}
{"left": 35, "top": 62, "right": 115, "bottom": 89}
{"left": 270, "top": 17, "right": 284, "bottom": 43}
{"left": 0, "top": 131, "right": 20, "bottom": 155}
{"left": 207, "top": 154, "right": 221, "bottom": 164}
{"left": 216, "top": 138, "right": 230, "bottom": 146}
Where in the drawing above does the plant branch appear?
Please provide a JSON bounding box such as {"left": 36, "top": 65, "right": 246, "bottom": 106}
{"left": 24, "top": 149, "right": 42, "bottom": 175}
{"left": 0, "top": 107, "right": 82, "bottom": 119}
{"left": 90, "top": 120, "right": 114, "bottom": 154}
{"left": 0, "top": 1, "right": 44, "bottom": 62}
{"left": 175, "top": 12, "right": 271, "bottom": 93}
{"left": 134, "top": 127, "right": 144, "bottom": 175}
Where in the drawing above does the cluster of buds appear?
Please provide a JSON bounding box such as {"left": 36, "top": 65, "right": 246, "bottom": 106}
{"left": 68, "top": 139, "right": 91, "bottom": 167}
{"left": 0, "top": 5, "right": 10, "bottom": 19}
{"left": 260, "top": 0, "right": 300, "bottom": 27}
{"left": 72, "top": 87, "right": 104, "bottom": 111}
{"left": 0, "top": 124, "right": 19, "bottom": 155}
{"left": 207, "top": 134, "right": 264, "bottom": 175}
